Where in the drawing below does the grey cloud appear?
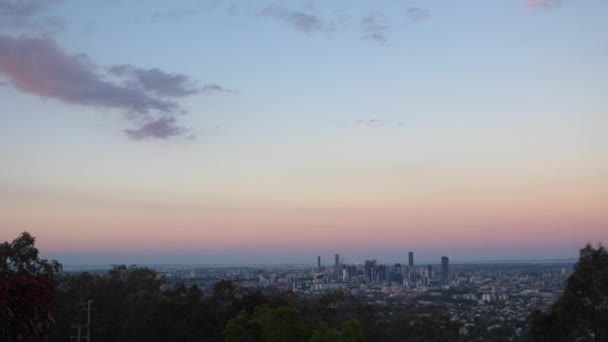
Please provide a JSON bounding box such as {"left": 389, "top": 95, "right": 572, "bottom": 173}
{"left": 361, "top": 13, "right": 390, "bottom": 44}
{"left": 109, "top": 64, "right": 237, "bottom": 97}
{"left": 0, "top": 35, "right": 177, "bottom": 113}
{"left": 149, "top": 8, "right": 203, "bottom": 21}
{"left": 109, "top": 64, "right": 199, "bottom": 97}
{"left": 406, "top": 7, "right": 430, "bottom": 22}
{"left": 202, "top": 83, "right": 238, "bottom": 94}
{"left": 0, "top": 34, "right": 202, "bottom": 139}
{"left": 0, "top": 0, "right": 65, "bottom": 33}
{"left": 124, "top": 116, "right": 188, "bottom": 140}
{"left": 258, "top": 5, "right": 324, "bottom": 33}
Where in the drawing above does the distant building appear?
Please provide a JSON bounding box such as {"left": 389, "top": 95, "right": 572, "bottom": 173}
{"left": 365, "top": 259, "right": 377, "bottom": 283}
{"left": 409, "top": 251, "right": 414, "bottom": 267}
{"left": 427, "top": 265, "right": 433, "bottom": 279}
{"left": 441, "top": 256, "right": 449, "bottom": 283}
{"left": 334, "top": 253, "right": 340, "bottom": 280}
{"left": 392, "top": 263, "right": 403, "bottom": 283}
{"left": 317, "top": 256, "right": 321, "bottom": 270}
{"left": 377, "top": 265, "right": 387, "bottom": 282}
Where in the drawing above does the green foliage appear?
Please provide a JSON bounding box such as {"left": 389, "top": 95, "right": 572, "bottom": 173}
{"left": 310, "top": 322, "right": 341, "bottom": 342}
{"left": 252, "top": 305, "right": 309, "bottom": 342}
{"left": 311, "top": 320, "right": 365, "bottom": 342}
{"left": 528, "top": 243, "right": 608, "bottom": 341}
{"left": 0, "top": 231, "right": 62, "bottom": 278}
{"left": 224, "top": 310, "right": 261, "bottom": 342}
{"left": 338, "top": 320, "right": 365, "bottom": 342}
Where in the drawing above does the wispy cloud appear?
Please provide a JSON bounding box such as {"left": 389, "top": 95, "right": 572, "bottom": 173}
{"left": 361, "top": 13, "right": 390, "bottom": 44}
{"left": 335, "top": 117, "right": 404, "bottom": 128}
{"left": 201, "top": 84, "right": 238, "bottom": 94}
{"left": 0, "top": 34, "right": 231, "bottom": 140}
{"left": 124, "top": 117, "right": 187, "bottom": 140}
{"left": 149, "top": 8, "right": 203, "bottom": 21}
{"left": 0, "top": 35, "right": 176, "bottom": 112}
{"left": 526, "top": 0, "right": 563, "bottom": 10}
{"left": 108, "top": 64, "right": 199, "bottom": 97}
{"left": 109, "top": 65, "right": 238, "bottom": 97}
{"left": 0, "top": 0, "right": 65, "bottom": 33}
{"left": 258, "top": 5, "right": 325, "bottom": 33}
{"left": 406, "top": 7, "right": 431, "bottom": 22}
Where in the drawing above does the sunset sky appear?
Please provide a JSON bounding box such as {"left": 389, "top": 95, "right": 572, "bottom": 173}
{"left": 1, "top": 0, "right": 606, "bottom": 265}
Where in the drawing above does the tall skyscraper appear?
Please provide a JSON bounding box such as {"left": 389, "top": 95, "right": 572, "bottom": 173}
{"left": 441, "top": 256, "right": 449, "bottom": 283}
{"left": 317, "top": 256, "right": 321, "bottom": 270}
{"left": 334, "top": 253, "right": 340, "bottom": 280}
{"left": 408, "top": 251, "right": 414, "bottom": 267}
{"left": 364, "top": 259, "right": 377, "bottom": 283}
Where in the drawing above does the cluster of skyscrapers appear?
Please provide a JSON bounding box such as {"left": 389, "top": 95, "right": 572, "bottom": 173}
{"left": 316, "top": 252, "right": 451, "bottom": 287}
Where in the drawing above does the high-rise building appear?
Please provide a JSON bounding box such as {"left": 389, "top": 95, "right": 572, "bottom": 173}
{"left": 377, "top": 264, "right": 387, "bottom": 282}
{"left": 391, "top": 263, "right": 403, "bottom": 283}
{"left": 334, "top": 253, "right": 340, "bottom": 280}
{"left": 364, "top": 259, "right": 377, "bottom": 283}
{"left": 317, "top": 256, "right": 321, "bottom": 270}
{"left": 408, "top": 251, "right": 414, "bottom": 267}
{"left": 441, "top": 256, "right": 449, "bottom": 283}
{"left": 427, "top": 265, "right": 433, "bottom": 279}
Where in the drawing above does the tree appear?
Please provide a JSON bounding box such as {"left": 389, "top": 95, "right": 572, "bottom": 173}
{"left": 310, "top": 320, "right": 365, "bottom": 342}
{"left": 0, "top": 232, "right": 62, "bottom": 277}
{"left": 528, "top": 243, "right": 608, "bottom": 341}
{"left": 0, "top": 232, "right": 62, "bottom": 341}
{"left": 338, "top": 320, "right": 365, "bottom": 342}
{"left": 251, "top": 305, "right": 309, "bottom": 342}
{"left": 224, "top": 309, "right": 260, "bottom": 342}
{"left": 310, "top": 322, "right": 341, "bottom": 342}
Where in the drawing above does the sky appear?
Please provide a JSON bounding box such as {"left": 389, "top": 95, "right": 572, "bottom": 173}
{"left": 0, "top": 0, "right": 607, "bottom": 265}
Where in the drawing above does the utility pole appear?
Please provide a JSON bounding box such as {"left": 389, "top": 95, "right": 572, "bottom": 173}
{"left": 86, "top": 299, "right": 92, "bottom": 342}
{"left": 70, "top": 299, "right": 93, "bottom": 341}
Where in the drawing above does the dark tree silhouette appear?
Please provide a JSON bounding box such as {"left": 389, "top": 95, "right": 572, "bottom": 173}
{"left": 528, "top": 243, "right": 608, "bottom": 341}
{"left": 0, "top": 232, "right": 62, "bottom": 277}
{"left": 0, "top": 232, "right": 62, "bottom": 341}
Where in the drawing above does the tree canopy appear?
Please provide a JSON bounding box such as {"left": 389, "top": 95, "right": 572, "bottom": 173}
{"left": 528, "top": 243, "right": 608, "bottom": 341}
{"left": 0, "top": 231, "right": 62, "bottom": 277}
{"left": 1, "top": 232, "right": 63, "bottom": 341}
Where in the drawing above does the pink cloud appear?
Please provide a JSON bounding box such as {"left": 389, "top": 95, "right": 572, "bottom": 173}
{"left": 526, "top": 0, "right": 563, "bottom": 10}
{"left": 0, "top": 34, "right": 231, "bottom": 139}
{"left": 0, "top": 34, "right": 176, "bottom": 113}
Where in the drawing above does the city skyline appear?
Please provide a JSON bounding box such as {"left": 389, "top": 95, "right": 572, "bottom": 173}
{"left": 47, "top": 249, "right": 578, "bottom": 267}
{"left": 1, "top": 0, "right": 607, "bottom": 265}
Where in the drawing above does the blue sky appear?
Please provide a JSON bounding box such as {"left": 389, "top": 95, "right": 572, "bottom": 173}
{"left": 0, "top": 0, "right": 607, "bottom": 264}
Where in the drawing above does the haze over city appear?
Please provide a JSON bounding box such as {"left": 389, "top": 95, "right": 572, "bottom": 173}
{"left": 1, "top": 0, "right": 606, "bottom": 265}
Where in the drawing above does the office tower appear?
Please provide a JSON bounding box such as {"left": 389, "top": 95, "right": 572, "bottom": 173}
{"left": 409, "top": 251, "right": 414, "bottom": 267}
{"left": 393, "top": 263, "right": 402, "bottom": 274}
{"left": 364, "top": 259, "right": 377, "bottom": 283}
{"left": 441, "top": 256, "right": 449, "bottom": 283}
{"left": 334, "top": 253, "right": 340, "bottom": 280}
{"left": 427, "top": 265, "right": 433, "bottom": 279}
{"left": 347, "top": 265, "right": 357, "bottom": 282}
{"left": 392, "top": 263, "right": 403, "bottom": 283}
{"left": 317, "top": 256, "right": 321, "bottom": 270}
{"left": 377, "top": 265, "right": 387, "bottom": 282}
